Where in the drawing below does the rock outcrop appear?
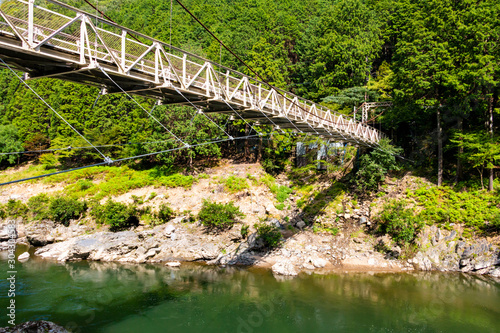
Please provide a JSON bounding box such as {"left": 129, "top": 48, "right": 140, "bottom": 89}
{"left": 409, "top": 226, "right": 500, "bottom": 276}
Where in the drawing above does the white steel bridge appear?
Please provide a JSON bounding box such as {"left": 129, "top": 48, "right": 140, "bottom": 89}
{"left": 0, "top": 0, "right": 385, "bottom": 147}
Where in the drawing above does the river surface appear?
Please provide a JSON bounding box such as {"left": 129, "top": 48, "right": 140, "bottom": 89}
{"left": 1, "top": 246, "right": 500, "bottom": 333}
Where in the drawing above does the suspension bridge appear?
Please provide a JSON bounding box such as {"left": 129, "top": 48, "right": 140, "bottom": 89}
{"left": 0, "top": 0, "right": 385, "bottom": 150}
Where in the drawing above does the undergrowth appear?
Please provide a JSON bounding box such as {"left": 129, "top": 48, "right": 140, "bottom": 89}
{"left": 197, "top": 200, "right": 245, "bottom": 230}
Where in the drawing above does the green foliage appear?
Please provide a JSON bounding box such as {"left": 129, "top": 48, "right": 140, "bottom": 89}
{"left": 354, "top": 139, "right": 402, "bottom": 192}
{"left": 376, "top": 200, "right": 423, "bottom": 246}
{"left": 221, "top": 175, "right": 249, "bottom": 193}
{"left": 451, "top": 132, "right": 500, "bottom": 189}
{"left": 197, "top": 200, "right": 245, "bottom": 230}
{"left": 38, "top": 153, "right": 59, "bottom": 169}
{"left": 294, "top": 0, "right": 383, "bottom": 99}
{"left": 312, "top": 225, "right": 340, "bottom": 236}
{"left": 256, "top": 223, "right": 282, "bottom": 248}
{"left": 27, "top": 193, "right": 51, "bottom": 220}
{"left": 0, "top": 124, "right": 23, "bottom": 165}
{"left": 5, "top": 199, "right": 28, "bottom": 218}
{"left": 240, "top": 225, "right": 249, "bottom": 238}
{"left": 49, "top": 197, "right": 86, "bottom": 226}
{"left": 157, "top": 203, "right": 175, "bottom": 223}
{"left": 275, "top": 203, "right": 285, "bottom": 210}
{"left": 408, "top": 186, "right": 500, "bottom": 230}
{"left": 91, "top": 200, "right": 138, "bottom": 231}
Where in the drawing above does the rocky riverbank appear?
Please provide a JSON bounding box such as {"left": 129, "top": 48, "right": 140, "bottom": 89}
{"left": 1, "top": 215, "right": 499, "bottom": 279}
{"left": 0, "top": 163, "right": 499, "bottom": 278}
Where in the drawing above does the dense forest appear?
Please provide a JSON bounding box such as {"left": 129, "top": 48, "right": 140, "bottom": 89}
{"left": 0, "top": 0, "right": 499, "bottom": 191}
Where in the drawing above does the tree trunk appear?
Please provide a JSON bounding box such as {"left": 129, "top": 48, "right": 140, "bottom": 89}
{"left": 437, "top": 108, "right": 443, "bottom": 186}
{"left": 488, "top": 95, "right": 494, "bottom": 192}
{"left": 456, "top": 118, "right": 463, "bottom": 184}
{"left": 244, "top": 123, "right": 249, "bottom": 161}
{"left": 257, "top": 135, "right": 262, "bottom": 162}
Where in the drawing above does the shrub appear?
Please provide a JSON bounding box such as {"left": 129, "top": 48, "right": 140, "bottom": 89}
{"left": 49, "top": 197, "right": 86, "bottom": 226}
{"left": 27, "top": 193, "right": 51, "bottom": 220}
{"left": 275, "top": 203, "right": 285, "bottom": 210}
{"left": 222, "top": 175, "right": 249, "bottom": 193}
{"left": 91, "top": 200, "right": 138, "bottom": 231}
{"left": 272, "top": 185, "right": 292, "bottom": 203}
{"left": 354, "top": 138, "right": 402, "bottom": 192}
{"left": 5, "top": 199, "right": 28, "bottom": 218}
{"left": 38, "top": 153, "right": 59, "bottom": 169}
{"left": 157, "top": 204, "right": 175, "bottom": 223}
{"left": 256, "top": 224, "right": 282, "bottom": 248}
{"left": 0, "top": 204, "right": 5, "bottom": 219}
{"left": 376, "top": 199, "right": 423, "bottom": 246}
{"left": 241, "top": 225, "right": 249, "bottom": 238}
{"left": 198, "top": 200, "right": 245, "bottom": 230}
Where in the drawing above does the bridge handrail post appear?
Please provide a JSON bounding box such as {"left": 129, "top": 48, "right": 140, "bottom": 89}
{"left": 121, "top": 30, "right": 126, "bottom": 69}
{"left": 28, "top": 0, "right": 34, "bottom": 47}
{"left": 182, "top": 53, "right": 187, "bottom": 87}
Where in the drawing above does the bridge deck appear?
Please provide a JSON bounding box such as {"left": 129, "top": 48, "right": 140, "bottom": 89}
{"left": 0, "top": 0, "right": 384, "bottom": 147}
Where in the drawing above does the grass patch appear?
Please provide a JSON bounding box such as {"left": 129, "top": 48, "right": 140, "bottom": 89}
{"left": 221, "top": 175, "right": 249, "bottom": 193}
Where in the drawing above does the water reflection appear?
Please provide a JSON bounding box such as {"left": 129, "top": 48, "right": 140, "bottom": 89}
{"left": 0, "top": 246, "right": 499, "bottom": 333}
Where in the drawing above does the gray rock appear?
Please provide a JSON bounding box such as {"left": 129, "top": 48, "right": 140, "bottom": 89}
{"left": 445, "top": 230, "right": 457, "bottom": 241}
{"left": 359, "top": 216, "right": 367, "bottom": 225}
{"left": 25, "top": 221, "right": 56, "bottom": 246}
{"left": 270, "top": 218, "right": 282, "bottom": 229}
{"left": 296, "top": 220, "right": 306, "bottom": 229}
{"left": 310, "top": 257, "right": 329, "bottom": 268}
{"left": 490, "top": 268, "right": 500, "bottom": 278}
{"left": 164, "top": 224, "right": 176, "bottom": 236}
{"left": 247, "top": 232, "right": 264, "bottom": 250}
{"left": 17, "top": 252, "right": 29, "bottom": 261}
{"left": 302, "top": 263, "right": 315, "bottom": 270}
{"left": 462, "top": 247, "right": 474, "bottom": 259}
{"left": 0, "top": 223, "right": 16, "bottom": 241}
{"left": 165, "top": 261, "right": 181, "bottom": 267}
{"left": 272, "top": 261, "right": 298, "bottom": 276}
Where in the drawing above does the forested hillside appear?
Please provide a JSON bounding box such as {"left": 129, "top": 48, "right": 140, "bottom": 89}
{"left": 0, "top": 0, "right": 499, "bottom": 190}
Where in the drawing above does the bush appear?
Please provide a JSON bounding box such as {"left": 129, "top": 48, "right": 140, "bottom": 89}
{"left": 157, "top": 204, "right": 175, "bottom": 223}
{"left": 27, "top": 194, "right": 51, "bottom": 220}
{"left": 0, "top": 204, "right": 5, "bottom": 219}
{"left": 5, "top": 199, "right": 28, "bottom": 218}
{"left": 198, "top": 200, "right": 245, "bottom": 229}
{"left": 38, "top": 153, "right": 59, "bottom": 169}
{"left": 354, "top": 139, "right": 402, "bottom": 192}
{"left": 222, "top": 175, "right": 249, "bottom": 193}
{"left": 91, "top": 200, "right": 138, "bottom": 231}
{"left": 241, "top": 225, "right": 249, "bottom": 238}
{"left": 49, "top": 197, "right": 86, "bottom": 226}
{"left": 376, "top": 199, "right": 423, "bottom": 246}
{"left": 256, "top": 224, "right": 282, "bottom": 248}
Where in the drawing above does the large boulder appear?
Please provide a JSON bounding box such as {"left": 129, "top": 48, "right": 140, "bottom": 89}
{"left": 272, "top": 261, "right": 298, "bottom": 276}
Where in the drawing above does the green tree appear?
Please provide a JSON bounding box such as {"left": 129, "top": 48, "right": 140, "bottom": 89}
{"left": 452, "top": 132, "right": 500, "bottom": 190}
{"left": 294, "top": 0, "right": 383, "bottom": 100}
{"left": 0, "top": 124, "right": 23, "bottom": 165}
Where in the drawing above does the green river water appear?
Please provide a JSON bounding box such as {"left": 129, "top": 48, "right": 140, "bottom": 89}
{"left": 1, "top": 246, "right": 500, "bottom": 333}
